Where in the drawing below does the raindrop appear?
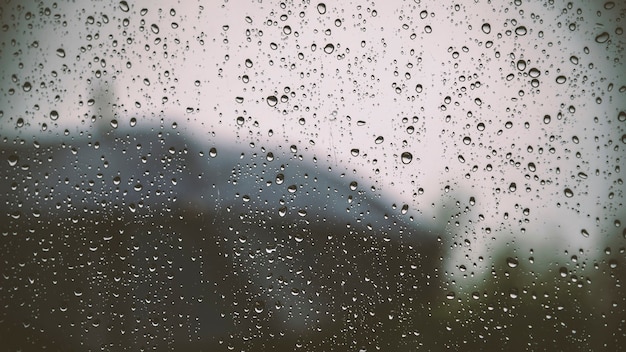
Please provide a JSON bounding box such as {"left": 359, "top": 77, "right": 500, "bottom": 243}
{"left": 323, "top": 43, "right": 335, "bottom": 54}
{"left": 401, "top": 152, "right": 413, "bottom": 164}
{"left": 349, "top": 181, "right": 358, "bottom": 191}
{"left": 569, "top": 56, "right": 579, "bottom": 65}
{"left": 350, "top": 148, "right": 360, "bottom": 156}
{"left": 119, "top": 1, "right": 129, "bottom": 12}
{"left": 317, "top": 3, "right": 326, "bottom": 15}
{"left": 509, "top": 183, "right": 517, "bottom": 192}
{"left": 581, "top": 229, "right": 589, "bottom": 238}
{"left": 150, "top": 24, "right": 159, "bottom": 34}
{"left": 506, "top": 257, "right": 519, "bottom": 268}
{"left": 463, "top": 136, "right": 471, "bottom": 145}
{"left": 481, "top": 23, "right": 491, "bottom": 34}
{"left": 245, "top": 59, "right": 253, "bottom": 68}
{"left": 56, "top": 48, "right": 65, "bottom": 58}
{"left": 7, "top": 155, "right": 18, "bottom": 167}
{"left": 375, "top": 136, "right": 384, "bottom": 144}
{"left": 528, "top": 162, "right": 536, "bottom": 172}
{"left": 130, "top": 117, "right": 137, "bottom": 127}
{"left": 110, "top": 119, "right": 118, "bottom": 128}
{"left": 50, "top": 110, "right": 59, "bottom": 120}
{"left": 267, "top": 96, "right": 278, "bottom": 107}
{"left": 564, "top": 188, "right": 574, "bottom": 198}
{"left": 209, "top": 147, "right": 217, "bottom": 157}
{"left": 22, "top": 82, "right": 32, "bottom": 92}
{"left": 543, "top": 115, "right": 551, "bottom": 124}
{"left": 595, "top": 32, "right": 609, "bottom": 43}
{"left": 528, "top": 68, "right": 540, "bottom": 78}
{"left": 515, "top": 26, "right": 527, "bottom": 36}
{"left": 555, "top": 75, "right": 567, "bottom": 84}
{"left": 516, "top": 60, "right": 526, "bottom": 71}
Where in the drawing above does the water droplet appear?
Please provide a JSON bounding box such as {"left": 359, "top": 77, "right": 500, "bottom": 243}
{"left": 22, "top": 82, "right": 32, "bottom": 92}
{"left": 481, "top": 23, "right": 491, "bottom": 34}
{"left": 515, "top": 26, "right": 527, "bottom": 36}
{"left": 555, "top": 75, "right": 567, "bottom": 84}
{"left": 7, "top": 155, "right": 19, "bottom": 167}
{"left": 375, "top": 136, "right": 384, "bottom": 144}
{"left": 528, "top": 68, "right": 540, "bottom": 78}
{"left": 506, "top": 257, "right": 519, "bottom": 268}
{"left": 595, "top": 32, "right": 609, "bottom": 43}
{"left": 245, "top": 58, "right": 253, "bottom": 68}
{"left": 401, "top": 152, "right": 413, "bottom": 164}
{"left": 317, "top": 3, "right": 326, "bottom": 14}
{"left": 323, "top": 43, "right": 335, "bottom": 54}
{"left": 564, "top": 188, "right": 574, "bottom": 198}
{"left": 110, "top": 119, "right": 118, "bottom": 128}
{"left": 528, "top": 162, "right": 536, "bottom": 172}
{"left": 56, "top": 48, "right": 65, "bottom": 58}
{"left": 254, "top": 300, "right": 265, "bottom": 313}
{"left": 509, "top": 183, "right": 517, "bottom": 192}
{"left": 349, "top": 181, "right": 358, "bottom": 191}
{"left": 275, "top": 173, "right": 284, "bottom": 185}
{"left": 119, "top": 1, "right": 129, "bottom": 12}
{"left": 463, "top": 136, "right": 471, "bottom": 145}
{"left": 209, "top": 147, "right": 217, "bottom": 157}
{"left": 130, "top": 117, "right": 137, "bottom": 127}
{"left": 236, "top": 116, "right": 244, "bottom": 125}
{"left": 516, "top": 60, "right": 526, "bottom": 71}
{"left": 267, "top": 95, "right": 278, "bottom": 107}
{"left": 50, "top": 110, "right": 59, "bottom": 120}
{"left": 581, "top": 229, "right": 589, "bottom": 238}
{"left": 150, "top": 24, "right": 160, "bottom": 34}
{"left": 350, "top": 148, "right": 359, "bottom": 156}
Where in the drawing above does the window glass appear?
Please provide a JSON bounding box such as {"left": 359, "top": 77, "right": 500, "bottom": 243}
{"left": 1, "top": 1, "right": 624, "bottom": 350}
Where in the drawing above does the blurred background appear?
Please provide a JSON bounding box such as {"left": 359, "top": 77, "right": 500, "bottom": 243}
{"left": 1, "top": 0, "right": 624, "bottom": 350}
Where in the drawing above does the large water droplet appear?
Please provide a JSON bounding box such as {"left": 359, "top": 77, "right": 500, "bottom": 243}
{"left": 151, "top": 24, "right": 160, "bottom": 34}
{"left": 7, "top": 155, "right": 19, "bottom": 167}
{"left": 317, "top": 3, "right": 326, "bottom": 15}
{"left": 401, "top": 152, "right": 413, "bottom": 164}
{"left": 323, "top": 43, "right": 335, "bottom": 54}
{"left": 267, "top": 95, "right": 278, "bottom": 107}
{"left": 515, "top": 26, "right": 527, "bottom": 36}
{"left": 119, "top": 1, "right": 129, "bottom": 12}
{"left": 50, "top": 110, "right": 59, "bottom": 120}
{"left": 481, "top": 23, "right": 491, "bottom": 34}
{"left": 56, "top": 48, "right": 65, "bottom": 58}
{"left": 564, "top": 188, "right": 574, "bottom": 198}
{"left": 595, "top": 32, "right": 609, "bottom": 43}
{"left": 506, "top": 257, "right": 519, "bottom": 268}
